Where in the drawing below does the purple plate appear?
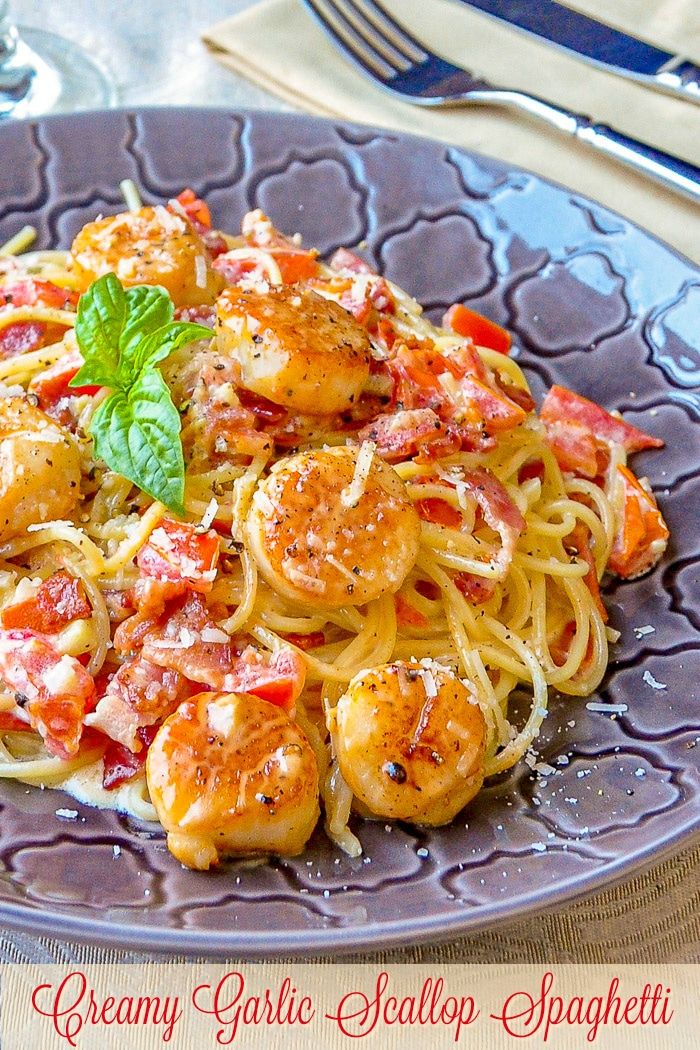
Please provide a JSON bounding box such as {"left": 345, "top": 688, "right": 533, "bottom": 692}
{"left": 0, "top": 108, "right": 697, "bottom": 956}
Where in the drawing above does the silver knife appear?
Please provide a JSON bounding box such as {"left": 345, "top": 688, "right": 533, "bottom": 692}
{"left": 457, "top": 0, "right": 700, "bottom": 106}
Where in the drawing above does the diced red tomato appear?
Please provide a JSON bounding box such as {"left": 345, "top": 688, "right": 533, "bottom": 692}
{"left": 0, "top": 278, "right": 78, "bottom": 311}
{"left": 282, "top": 631, "right": 326, "bottom": 652}
{"left": 454, "top": 572, "right": 497, "bottom": 605}
{"left": 137, "top": 518, "right": 220, "bottom": 593}
{"left": 416, "top": 497, "right": 463, "bottom": 529}
{"left": 518, "top": 459, "right": 545, "bottom": 484}
{"left": 443, "top": 303, "right": 512, "bottom": 355}
{"left": 395, "top": 595, "right": 429, "bottom": 629}
{"left": 29, "top": 349, "right": 101, "bottom": 410}
{"left": 222, "top": 646, "right": 306, "bottom": 711}
{"left": 102, "top": 724, "right": 159, "bottom": 790}
{"left": 171, "top": 188, "right": 212, "bottom": 230}
{"left": 0, "top": 629, "right": 95, "bottom": 758}
{"left": 271, "top": 248, "right": 320, "bottom": 284}
{"left": 541, "top": 385, "right": 664, "bottom": 454}
{"left": 608, "top": 465, "right": 669, "bottom": 579}
{"left": 1, "top": 571, "right": 92, "bottom": 634}
{"left": 565, "top": 523, "right": 608, "bottom": 622}
{"left": 0, "top": 711, "right": 32, "bottom": 732}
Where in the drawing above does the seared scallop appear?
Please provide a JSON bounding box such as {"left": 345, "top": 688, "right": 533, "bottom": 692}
{"left": 215, "top": 284, "right": 371, "bottom": 415}
{"left": 334, "top": 661, "right": 486, "bottom": 825}
{"left": 146, "top": 691, "right": 320, "bottom": 869}
{"left": 70, "top": 205, "right": 223, "bottom": 307}
{"left": 245, "top": 444, "right": 421, "bottom": 608}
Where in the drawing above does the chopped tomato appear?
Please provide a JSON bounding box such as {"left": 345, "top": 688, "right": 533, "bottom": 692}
{"left": 102, "top": 724, "right": 159, "bottom": 790}
{"left": 565, "top": 523, "right": 608, "bottom": 622}
{"left": 416, "top": 497, "right": 463, "bottom": 529}
{"left": 541, "top": 385, "right": 664, "bottom": 454}
{"left": 0, "top": 321, "right": 46, "bottom": 359}
{"left": 137, "top": 519, "right": 220, "bottom": 593}
{"left": 395, "top": 595, "right": 429, "bottom": 629}
{"left": 1, "top": 571, "right": 92, "bottom": 634}
{"left": 271, "top": 248, "right": 320, "bottom": 284}
{"left": 518, "top": 459, "right": 545, "bottom": 484}
{"left": 0, "top": 711, "right": 32, "bottom": 732}
{"left": 608, "top": 466, "right": 669, "bottom": 579}
{"left": 282, "top": 631, "right": 326, "bottom": 652}
{"left": 454, "top": 572, "right": 497, "bottom": 605}
{"left": 222, "top": 646, "right": 306, "bottom": 711}
{"left": 171, "top": 188, "right": 212, "bottom": 230}
{"left": 0, "top": 278, "right": 78, "bottom": 311}
{"left": 0, "top": 629, "right": 95, "bottom": 758}
{"left": 443, "top": 303, "right": 512, "bottom": 355}
{"left": 29, "top": 349, "right": 101, "bottom": 409}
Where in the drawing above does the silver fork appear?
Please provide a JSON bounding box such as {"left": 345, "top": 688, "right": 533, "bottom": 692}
{"left": 300, "top": 0, "right": 700, "bottom": 205}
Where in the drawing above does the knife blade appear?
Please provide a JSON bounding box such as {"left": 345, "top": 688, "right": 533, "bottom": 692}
{"left": 457, "top": 0, "right": 700, "bottom": 105}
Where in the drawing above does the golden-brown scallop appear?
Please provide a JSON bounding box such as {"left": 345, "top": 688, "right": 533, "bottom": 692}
{"left": 246, "top": 444, "right": 421, "bottom": 608}
{"left": 146, "top": 691, "right": 320, "bottom": 869}
{"left": 334, "top": 661, "right": 486, "bottom": 825}
{"left": 70, "top": 205, "right": 224, "bottom": 307}
{"left": 0, "top": 397, "right": 81, "bottom": 542}
{"left": 215, "top": 284, "right": 371, "bottom": 415}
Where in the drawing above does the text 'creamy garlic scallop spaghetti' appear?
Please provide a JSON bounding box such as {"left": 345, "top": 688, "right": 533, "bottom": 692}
{"left": 0, "top": 185, "right": 668, "bottom": 868}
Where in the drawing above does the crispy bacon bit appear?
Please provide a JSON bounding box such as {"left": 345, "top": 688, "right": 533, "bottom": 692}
{"left": 87, "top": 657, "right": 195, "bottom": 750}
{"left": 330, "top": 247, "right": 376, "bottom": 274}
{"left": 237, "top": 387, "right": 289, "bottom": 426}
{"left": 102, "top": 725, "right": 159, "bottom": 790}
{"left": 442, "top": 303, "right": 512, "bottom": 355}
{"left": 608, "top": 465, "right": 669, "bottom": 579}
{"left": 358, "top": 408, "right": 461, "bottom": 462}
{"left": 565, "top": 523, "right": 608, "bottom": 621}
{"left": 137, "top": 518, "right": 220, "bottom": 593}
{"left": 543, "top": 419, "right": 600, "bottom": 478}
{"left": 174, "top": 304, "right": 216, "bottom": 328}
{"left": 1, "top": 571, "right": 92, "bottom": 634}
{"left": 541, "top": 385, "right": 664, "bottom": 454}
{"left": 0, "top": 629, "right": 95, "bottom": 758}
{"left": 0, "top": 321, "right": 46, "bottom": 359}
{"left": 460, "top": 468, "right": 525, "bottom": 575}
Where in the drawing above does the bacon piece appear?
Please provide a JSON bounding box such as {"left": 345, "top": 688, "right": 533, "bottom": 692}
{"left": 0, "top": 629, "right": 95, "bottom": 758}
{"left": 174, "top": 304, "right": 216, "bottom": 328}
{"left": 541, "top": 385, "right": 664, "bottom": 454}
{"left": 0, "top": 321, "right": 46, "bottom": 359}
{"left": 86, "top": 657, "right": 194, "bottom": 750}
{"left": 220, "top": 646, "right": 306, "bottom": 711}
{"left": 329, "top": 247, "right": 376, "bottom": 274}
{"left": 460, "top": 468, "right": 525, "bottom": 575}
{"left": 137, "top": 518, "right": 220, "bottom": 594}
{"left": 0, "top": 278, "right": 78, "bottom": 311}
{"left": 544, "top": 419, "right": 600, "bottom": 478}
{"left": 358, "top": 408, "right": 460, "bottom": 462}
{"left": 608, "top": 465, "right": 669, "bottom": 579}
{"left": 102, "top": 724, "right": 159, "bottom": 790}
{"left": 1, "top": 571, "right": 92, "bottom": 634}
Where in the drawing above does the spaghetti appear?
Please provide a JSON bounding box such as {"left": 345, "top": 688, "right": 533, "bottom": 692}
{"left": 0, "top": 187, "right": 668, "bottom": 868}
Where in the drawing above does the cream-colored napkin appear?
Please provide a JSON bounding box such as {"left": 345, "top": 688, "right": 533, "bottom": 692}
{"left": 203, "top": 0, "right": 700, "bottom": 263}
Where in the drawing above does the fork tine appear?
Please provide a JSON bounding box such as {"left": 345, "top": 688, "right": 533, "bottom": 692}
{"left": 345, "top": 0, "right": 428, "bottom": 65}
{"left": 302, "top": 0, "right": 401, "bottom": 82}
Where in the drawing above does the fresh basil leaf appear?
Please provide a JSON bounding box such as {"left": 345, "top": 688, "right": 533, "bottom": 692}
{"left": 71, "top": 273, "right": 126, "bottom": 388}
{"left": 119, "top": 285, "right": 174, "bottom": 365}
{"left": 128, "top": 321, "right": 212, "bottom": 374}
{"left": 90, "top": 369, "right": 185, "bottom": 514}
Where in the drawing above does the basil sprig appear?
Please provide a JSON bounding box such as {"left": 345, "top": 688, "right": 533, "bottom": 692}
{"left": 70, "top": 273, "right": 211, "bottom": 514}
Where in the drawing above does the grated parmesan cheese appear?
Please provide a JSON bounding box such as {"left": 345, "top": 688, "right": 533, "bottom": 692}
{"left": 340, "top": 440, "right": 375, "bottom": 508}
{"left": 194, "top": 254, "right": 207, "bottom": 289}
{"left": 200, "top": 498, "right": 219, "bottom": 531}
{"left": 642, "top": 669, "right": 667, "bottom": 690}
